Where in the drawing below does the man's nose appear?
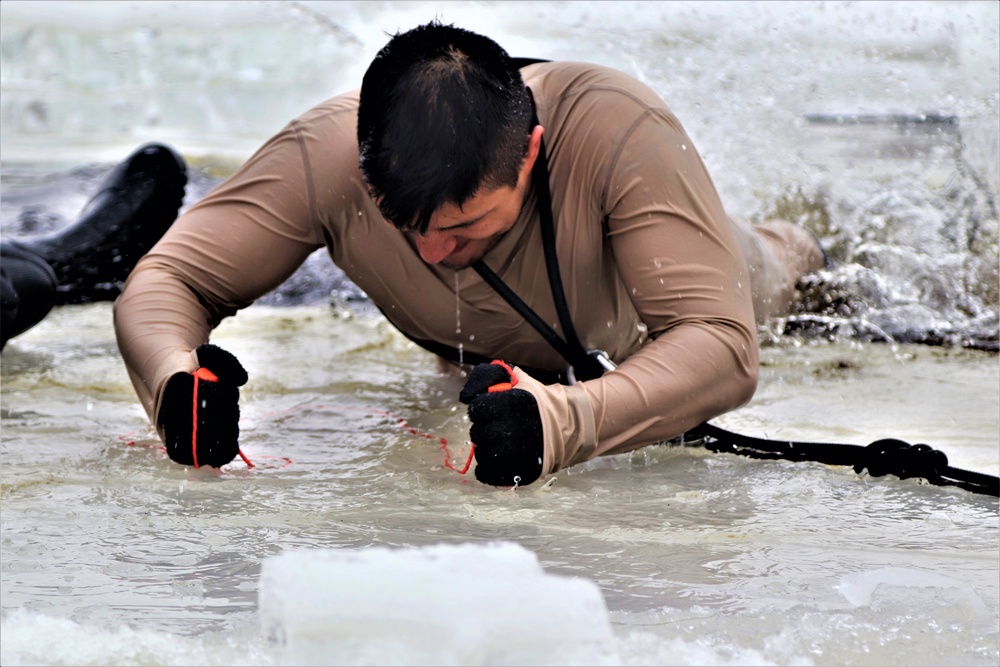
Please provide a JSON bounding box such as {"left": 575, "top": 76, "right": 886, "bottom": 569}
{"left": 415, "top": 233, "right": 457, "bottom": 264}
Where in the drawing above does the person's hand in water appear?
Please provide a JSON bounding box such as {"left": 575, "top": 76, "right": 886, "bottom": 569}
{"left": 158, "top": 344, "right": 248, "bottom": 468}
{"left": 459, "top": 360, "right": 544, "bottom": 486}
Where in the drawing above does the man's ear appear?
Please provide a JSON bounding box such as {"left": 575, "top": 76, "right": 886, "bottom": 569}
{"left": 518, "top": 125, "right": 545, "bottom": 185}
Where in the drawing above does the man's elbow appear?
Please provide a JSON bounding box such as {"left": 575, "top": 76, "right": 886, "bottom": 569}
{"left": 723, "top": 328, "right": 759, "bottom": 411}
{"left": 733, "top": 363, "right": 759, "bottom": 409}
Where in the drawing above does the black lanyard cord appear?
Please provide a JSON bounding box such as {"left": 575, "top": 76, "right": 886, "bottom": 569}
{"left": 470, "top": 91, "right": 607, "bottom": 383}
{"left": 531, "top": 118, "right": 587, "bottom": 358}
{"left": 471, "top": 259, "right": 582, "bottom": 368}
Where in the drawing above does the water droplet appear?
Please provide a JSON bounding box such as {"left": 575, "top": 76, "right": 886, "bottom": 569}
{"left": 454, "top": 274, "right": 462, "bottom": 335}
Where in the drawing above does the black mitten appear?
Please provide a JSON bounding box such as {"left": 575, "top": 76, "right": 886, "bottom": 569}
{"left": 459, "top": 360, "right": 544, "bottom": 487}
{"left": 157, "top": 344, "right": 248, "bottom": 468}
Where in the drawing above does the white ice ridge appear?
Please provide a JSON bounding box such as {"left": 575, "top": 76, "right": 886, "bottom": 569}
{"left": 837, "top": 566, "right": 988, "bottom": 613}
{"left": 259, "top": 541, "right": 621, "bottom": 666}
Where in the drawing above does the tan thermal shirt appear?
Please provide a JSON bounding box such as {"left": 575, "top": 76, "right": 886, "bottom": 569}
{"left": 114, "top": 62, "right": 822, "bottom": 477}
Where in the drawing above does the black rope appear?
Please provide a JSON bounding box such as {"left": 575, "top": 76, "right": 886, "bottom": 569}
{"left": 472, "top": 261, "right": 580, "bottom": 366}
{"left": 529, "top": 109, "right": 589, "bottom": 365}
{"left": 688, "top": 423, "right": 999, "bottom": 497}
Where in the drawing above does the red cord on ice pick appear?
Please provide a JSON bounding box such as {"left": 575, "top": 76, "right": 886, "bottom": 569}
{"left": 124, "top": 400, "right": 470, "bottom": 475}
{"left": 191, "top": 366, "right": 254, "bottom": 469}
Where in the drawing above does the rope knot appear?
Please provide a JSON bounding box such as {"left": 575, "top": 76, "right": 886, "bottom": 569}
{"left": 856, "top": 439, "right": 949, "bottom": 481}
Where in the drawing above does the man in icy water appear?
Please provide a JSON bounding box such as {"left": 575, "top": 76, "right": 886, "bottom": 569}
{"left": 1, "top": 144, "right": 187, "bottom": 351}
{"left": 113, "top": 21, "right": 825, "bottom": 486}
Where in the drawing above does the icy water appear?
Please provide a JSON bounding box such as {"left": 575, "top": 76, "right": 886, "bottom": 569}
{"left": 2, "top": 1, "right": 999, "bottom": 665}
{"left": 2, "top": 304, "right": 998, "bottom": 665}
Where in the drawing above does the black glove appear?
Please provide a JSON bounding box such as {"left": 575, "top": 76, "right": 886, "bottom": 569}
{"left": 459, "top": 360, "right": 544, "bottom": 487}
{"left": 157, "top": 344, "right": 248, "bottom": 468}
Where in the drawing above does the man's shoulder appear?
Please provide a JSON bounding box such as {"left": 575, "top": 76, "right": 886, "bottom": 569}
{"left": 292, "top": 88, "right": 361, "bottom": 129}
{"left": 272, "top": 89, "right": 362, "bottom": 173}
{"left": 523, "top": 60, "right": 629, "bottom": 78}
{"left": 524, "top": 61, "right": 665, "bottom": 106}
{"left": 239, "top": 88, "right": 365, "bottom": 217}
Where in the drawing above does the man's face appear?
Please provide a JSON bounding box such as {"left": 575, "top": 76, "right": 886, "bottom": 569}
{"left": 411, "top": 181, "right": 528, "bottom": 270}
{"left": 402, "top": 124, "right": 544, "bottom": 271}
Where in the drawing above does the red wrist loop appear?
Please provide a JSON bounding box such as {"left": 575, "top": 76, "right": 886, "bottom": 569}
{"left": 193, "top": 367, "right": 218, "bottom": 383}
{"left": 191, "top": 368, "right": 212, "bottom": 468}
{"left": 487, "top": 360, "right": 517, "bottom": 392}
{"left": 190, "top": 366, "right": 253, "bottom": 469}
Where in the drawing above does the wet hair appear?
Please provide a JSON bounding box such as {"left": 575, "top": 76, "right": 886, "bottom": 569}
{"left": 357, "top": 21, "right": 534, "bottom": 233}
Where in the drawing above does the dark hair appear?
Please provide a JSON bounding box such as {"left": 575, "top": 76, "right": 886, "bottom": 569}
{"left": 357, "top": 21, "right": 534, "bottom": 233}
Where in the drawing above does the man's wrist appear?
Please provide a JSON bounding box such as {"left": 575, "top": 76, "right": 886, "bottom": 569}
{"left": 512, "top": 367, "right": 597, "bottom": 475}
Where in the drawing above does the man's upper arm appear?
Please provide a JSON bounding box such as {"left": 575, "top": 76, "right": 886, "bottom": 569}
{"left": 538, "top": 85, "right": 759, "bottom": 466}
{"left": 114, "top": 112, "right": 346, "bottom": 418}
{"left": 602, "top": 106, "right": 755, "bottom": 341}
{"left": 139, "top": 123, "right": 328, "bottom": 319}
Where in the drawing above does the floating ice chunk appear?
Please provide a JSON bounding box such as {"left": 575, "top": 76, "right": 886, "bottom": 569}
{"left": 259, "top": 541, "right": 619, "bottom": 666}
{"left": 837, "top": 567, "right": 987, "bottom": 614}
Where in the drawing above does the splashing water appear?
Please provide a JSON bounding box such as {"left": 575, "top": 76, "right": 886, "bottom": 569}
{"left": 2, "top": 0, "right": 996, "bottom": 350}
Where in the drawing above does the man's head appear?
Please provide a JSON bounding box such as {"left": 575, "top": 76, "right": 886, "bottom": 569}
{"left": 358, "top": 21, "right": 537, "bottom": 268}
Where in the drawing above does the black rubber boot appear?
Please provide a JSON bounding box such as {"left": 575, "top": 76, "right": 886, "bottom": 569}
{"left": 21, "top": 143, "right": 187, "bottom": 305}
{"left": 1, "top": 241, "right": 58, "bottom": 350}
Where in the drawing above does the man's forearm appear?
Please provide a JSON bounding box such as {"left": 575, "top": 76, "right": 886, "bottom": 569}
{"left": 522, "top": 318, "right": 758, "bottom": 476}
{"left": 114, "top": 259, "right": 218, "bottom": 421}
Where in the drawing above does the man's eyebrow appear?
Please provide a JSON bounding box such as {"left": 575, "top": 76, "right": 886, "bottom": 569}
{"left": 434, "top": 211, "right": 488, "bottom": 232}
